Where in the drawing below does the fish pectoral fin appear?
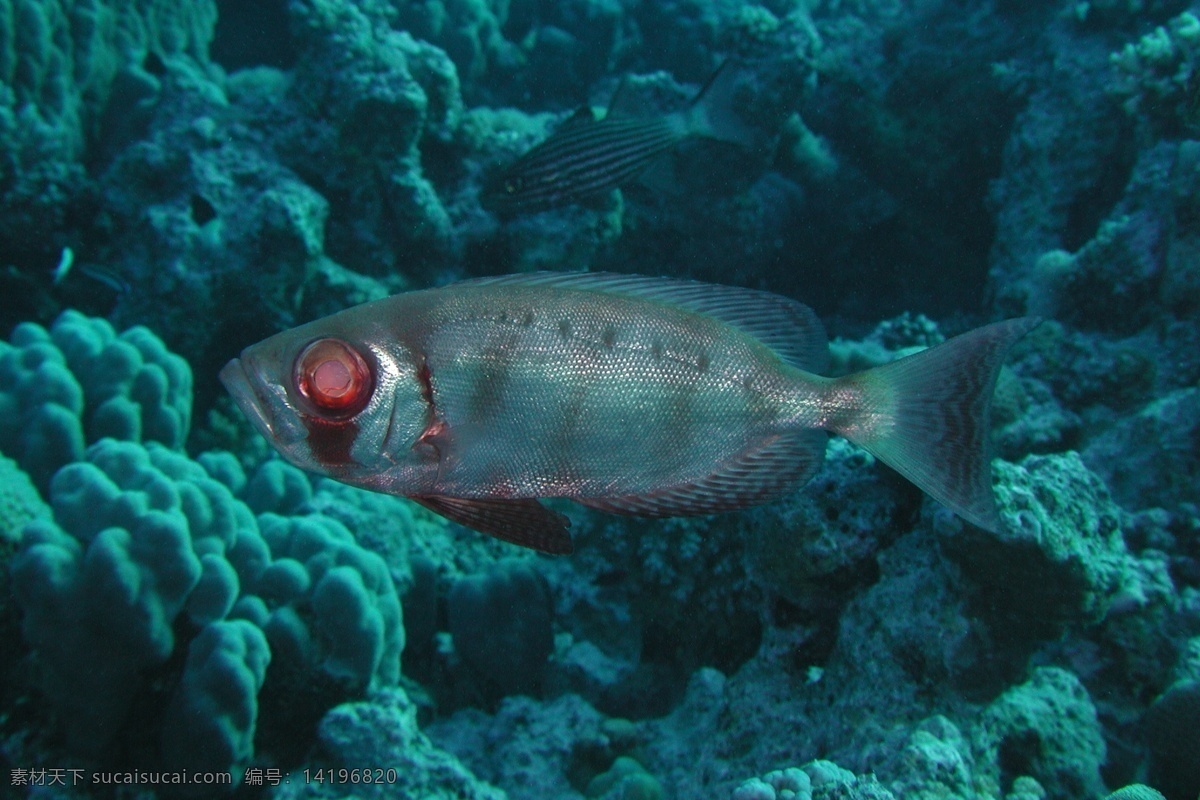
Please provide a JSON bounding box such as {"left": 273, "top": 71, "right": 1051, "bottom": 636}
{"left": 412, "top": 495, "right": 573, "bottom": 555}
{"left": 634, "top": 154, "right": 685, "bottom": 197}
{"left": 578, "top": 429, "right": 828, "bottom": 518}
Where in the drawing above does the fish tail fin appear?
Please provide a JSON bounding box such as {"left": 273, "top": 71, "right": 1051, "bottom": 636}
{"left": 682, "top": 60, "right": 763, "bottom": 149}
{"left": 822, "top": 318, "right": 1041, "bottom": 531}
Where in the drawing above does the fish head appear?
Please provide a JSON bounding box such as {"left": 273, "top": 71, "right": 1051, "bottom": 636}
{"left": 220, "top": 315, "right": 433, "bottom": 489}
{"left": 481, "top": 168, "right": 540, "bottom": 213}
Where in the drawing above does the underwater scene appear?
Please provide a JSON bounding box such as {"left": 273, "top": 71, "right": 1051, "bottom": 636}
{"left": 1, "top": 0, "right": 1200, "bottom": 798}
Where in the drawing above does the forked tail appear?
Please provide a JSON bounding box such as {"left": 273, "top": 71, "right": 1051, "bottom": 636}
{"left": 822, "top": 318, "right": 1041, "bottom": 531}
{"left": 682, "top": 61, "right": 765, "bottom": 151}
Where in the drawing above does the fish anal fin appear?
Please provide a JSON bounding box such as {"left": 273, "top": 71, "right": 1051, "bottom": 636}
{"left": 413, "top": 496, "right": 573, "bottom": 555}
{"left": 633, "top": 153, "right": 685, "bottom": 198}
{"left": 459, "top": 272, "right": 829, "bottom": 373}
{"left": 578, "top": 429, "right": 827, "bottom": 518}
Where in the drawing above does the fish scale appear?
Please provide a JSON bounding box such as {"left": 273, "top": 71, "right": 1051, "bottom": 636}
{"left": 419, "top": 289, "right": 766, "bottom": 498}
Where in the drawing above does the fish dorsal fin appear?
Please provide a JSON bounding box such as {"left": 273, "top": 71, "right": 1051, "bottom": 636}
{"left": 412, "top": 495, "right": 573, "bottom": 555}
{"left": 578, "top": 429, "right": 827, "bottom": 517}
{"left": 607, "top": 61, "right": 731, "bottom": 119}
{"left": 559, "top": 105, "right": 597, "bottom": 131}
{"left": 606, "top": 76, "right": 659, "bottom": 120}
{"left": 458, "top": 272, "right": 829, "bottom": 373}
{"left": 606, "top": 76, "right": 632, "bottom": 117}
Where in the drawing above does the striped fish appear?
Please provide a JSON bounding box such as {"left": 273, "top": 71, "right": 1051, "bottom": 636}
{"left": 485, "top": 62, "right": 759, "bottom": 211}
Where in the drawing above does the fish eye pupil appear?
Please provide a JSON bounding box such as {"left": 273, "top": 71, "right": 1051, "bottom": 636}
{"left": 312, "top": 358, "right": 352, "bottom": 398}
{"left": 294, "top": 338, "right": 373, "bottom": 417}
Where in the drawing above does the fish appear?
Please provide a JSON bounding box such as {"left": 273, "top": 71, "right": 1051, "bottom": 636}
{"left": 50, "top": 247, "right": 75, "bottom": 285}
{"left": 220, "top": 272, "right": 1040, "bottom": 555}
{"left": 484, "top": 62, "right": 761, "bottom": 211}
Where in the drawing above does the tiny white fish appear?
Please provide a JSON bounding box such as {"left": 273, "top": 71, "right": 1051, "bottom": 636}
{"left": 51, "top": 247, "right": 74, "bottom": 285}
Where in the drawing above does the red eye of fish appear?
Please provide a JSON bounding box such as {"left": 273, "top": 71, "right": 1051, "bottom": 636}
{"left": 294, "top": 338, "right": 373, "bottom": 417}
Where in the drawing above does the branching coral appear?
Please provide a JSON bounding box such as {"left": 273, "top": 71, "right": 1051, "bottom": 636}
{"left": 1111, "top": 11, "right": 1200, "bottom": 135}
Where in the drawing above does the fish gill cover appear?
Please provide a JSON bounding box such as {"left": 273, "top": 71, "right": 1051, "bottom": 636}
{"left": 0, "top": 0, "right": 1199, "bottom": 799}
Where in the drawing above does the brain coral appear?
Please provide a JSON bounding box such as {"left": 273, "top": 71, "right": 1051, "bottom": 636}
{"left": 10, "top": 438, "right": 403, "bottom": 776}
{"left": 0, "top": 309, "right": 192, "bottom": 491}
{"left": 0, "top": 453, "right": 48, "bottom": 552}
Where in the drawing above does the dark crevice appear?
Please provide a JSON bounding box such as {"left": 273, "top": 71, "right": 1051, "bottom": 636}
{"left": 212, "top": 0, "right": 298, "bottom": 71}
{"left": 1063, "top": 126, "right": 1137, "bottom": 252}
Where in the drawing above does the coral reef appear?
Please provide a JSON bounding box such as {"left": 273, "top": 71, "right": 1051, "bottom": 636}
{"left": 274, "top": 688, "right": 505, "bottom": 800}
{"left": 160, "top": 619, "right": 271, "bottom": 776}
{"left": 0, "top": 310, "right": 191, "bottom": 490}
{"left": 0, "top": 453, "right": 49, "bottom": 551}
{"left": 428, "top": 693, "right": 609, "bottom": 798}
{"left": 979, "top": 667, "right": 1108, "bottom": 799}
{"left": 0, "top": 0, "right": 217, "bottom": 268}
{"left": 937, "top": 452, "right": 1132, "bottom": 633}
{"left": 3, "top": 0, "right": 1200, "bottom": 797}
{"left": 1143, "top": 637, "right": 1200, "bottom": 798}
{"left": 9, "top": 437, "right": 403, "bottom": 777}
{"left": 1111, "top": 11, "right": 1200, "bottom": 137}
{"left": 447, "top": 558, "right": 554, "bottom": 703}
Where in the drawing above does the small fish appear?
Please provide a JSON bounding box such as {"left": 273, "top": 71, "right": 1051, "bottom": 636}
{"left": 221, "top": 273, "right": 1039, "bottom": 555}
{"left": 50, "top": 247, "right": 75, "bottom": 285}
{"left": 485, "top": 62, "right": 760, "bottom": 210}
{"left": 48, "top": 248, "right": 130, "bottom": 297}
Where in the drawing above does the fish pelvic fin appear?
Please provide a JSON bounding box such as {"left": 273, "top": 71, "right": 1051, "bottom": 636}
{"left": 412, "top": 496, "right": 573, "bottom": 555}
{"left": 681, "top": 60, "right": 764, "bottom": 151}
{"left": 821, "top": 318, "right": 1041, "bottom": 532}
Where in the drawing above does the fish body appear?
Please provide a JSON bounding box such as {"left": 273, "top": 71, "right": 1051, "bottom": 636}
{"left": 485, "top": 62, "right": 759, "bottom": 210}
{"left": 221, "top": 273, "right": 1039, "bottom": 554}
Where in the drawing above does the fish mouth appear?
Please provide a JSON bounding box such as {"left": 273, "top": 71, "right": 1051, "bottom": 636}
{"left": 219, "top": 355, "right": 306, "bottom": 446}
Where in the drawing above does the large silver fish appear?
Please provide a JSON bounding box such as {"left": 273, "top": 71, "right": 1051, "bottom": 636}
{"left": 220, "top": 273, "right": 1038, "bottom": 554}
